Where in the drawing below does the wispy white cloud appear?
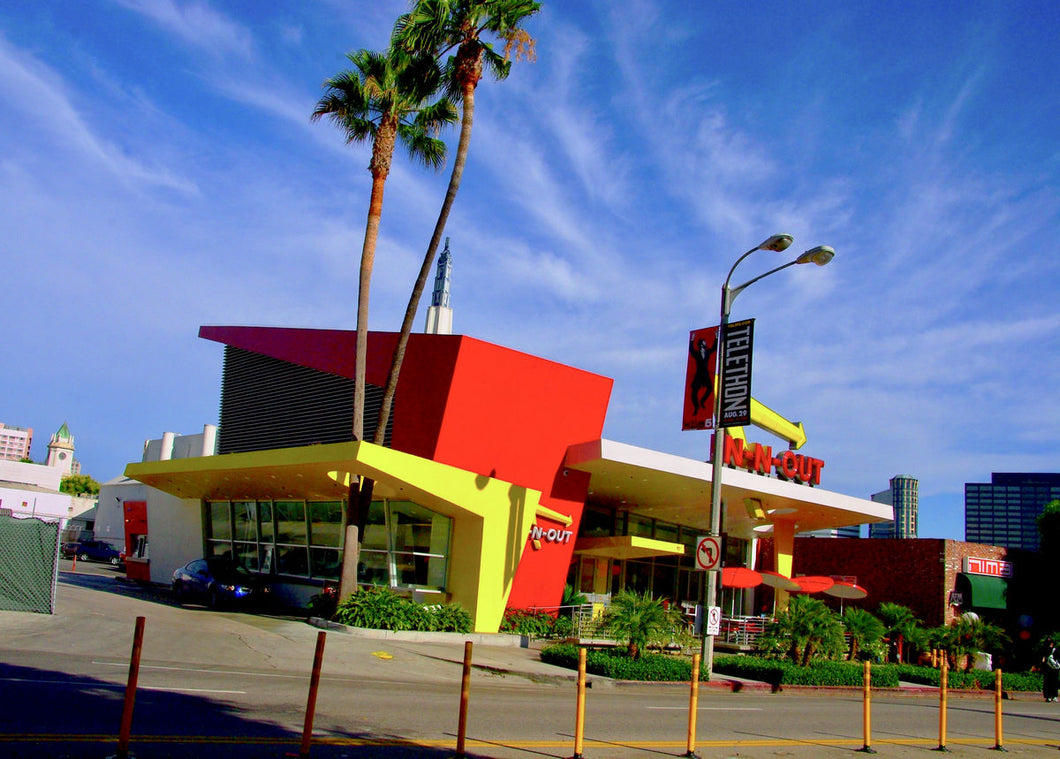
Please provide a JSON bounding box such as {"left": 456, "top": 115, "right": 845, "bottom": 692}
{"left": 112, "top": 0, "right": 254, "bottom": 59}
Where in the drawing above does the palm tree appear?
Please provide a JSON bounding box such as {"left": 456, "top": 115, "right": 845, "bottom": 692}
{"left": 349, "top": 0, "right": 541, "bottom": 529}
{"left": 373, "top": 0, "right": 540, "bottom": 442}
{"left": 877, "top": 602, "right": 919, "bottom": 664}
{"left": 603, "top": 590, "right": 678, "bottom": 660}
{"left": 312, "top": 46, "right": 456, "bottom": 598}
{"left": 842, "top": 607, "right": 885, "bottom": 661}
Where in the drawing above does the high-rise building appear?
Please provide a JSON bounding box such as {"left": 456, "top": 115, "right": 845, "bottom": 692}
{"left": 965, "top": 472, "right": 1060, "bottom": 551}
{"left": 869, "top": 474, "right": 918, "bottom": 539}
{"left": 0, "top": 424, "right": 33, "bottom": 462}
{"left": 424, "top": 237, "right": 453, "bottom": 335}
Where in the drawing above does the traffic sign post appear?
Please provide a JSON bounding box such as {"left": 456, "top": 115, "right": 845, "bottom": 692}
{"left": 695, "top": 535, "right": 722, "bottom": 572}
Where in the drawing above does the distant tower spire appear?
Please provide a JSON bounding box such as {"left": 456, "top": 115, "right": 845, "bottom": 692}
{"left": 425, "top": 237, "right": 453, "bottom": 334}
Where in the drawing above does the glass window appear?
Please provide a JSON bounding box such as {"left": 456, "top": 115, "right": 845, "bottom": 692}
{"left": 362, "top": 500, "right": 388, "bottom": 550}
{"left": 358, "top": 549, "right": 390, "bottom": 586}
{"left": 233, "top": 541, "right": 259, "bottom": 571}
{"left": 208, "top": 502, "right": 231, "bottom": 541}
{"left": 309, "top": 501, "right": 344, "bottom": 547}
{"left": 389, "top": 501, "right": 436, "bottom": 553}
{"left": 233, "top": 501, "right": 257, "bottom": 542}
{"left": 277, "top": 545, "right": 309, "bottom": 577}
{"left": 275, "top": 501, "right": 307, "bottom": 544}
{"left": 580, "top": 505, "right": 614, "bottom": 537}
{"left": 626, "top": 513, "right": 653, "bottom": 538}
{"left": 654, "top": 521, "right": 679, "bottom": 543}
{"left": 310, "top": 547, "right": 341, "bottom": 579}
{"left": 205, "top": 541, "right": 230, "bottom": 561}
{"left": 258, "top": 501, "right": 274, "bottom": 541}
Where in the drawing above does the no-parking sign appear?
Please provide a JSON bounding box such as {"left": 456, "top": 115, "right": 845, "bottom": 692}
{"left": 695, "top": 535, "right": 722, "bottom": 571}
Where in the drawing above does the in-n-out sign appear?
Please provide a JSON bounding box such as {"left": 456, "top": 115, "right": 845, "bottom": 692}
{"left": 529, "top": 524, "right": 573, "bottom": 549}
{"left": 714, "top": 433, "right": 825, "bottom": 486}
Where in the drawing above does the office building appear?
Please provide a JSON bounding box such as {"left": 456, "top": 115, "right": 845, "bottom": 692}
{"left": 965, "top": 472, "right": 1060, "bottom": 551}
{"left": 869, "top": 474, "right": 918, "bottom": 539}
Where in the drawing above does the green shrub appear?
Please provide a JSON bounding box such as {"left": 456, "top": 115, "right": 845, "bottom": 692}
{"left": 426, "top": 603, "right": 473, "bottom": 633}
{"left": 892, "top": 664, "right": 1042, "bottom": 691}
{"left": 332, "top": 587, "right": 471, "bottom": 633}
{"left": 550, "top": 614, "right": 574, "bottom": 639}
{"left": 540, "top": 643, "right": 704, "bottom": 681}
{"left": 714, "top": 655, "right": 899, "bottom": 687}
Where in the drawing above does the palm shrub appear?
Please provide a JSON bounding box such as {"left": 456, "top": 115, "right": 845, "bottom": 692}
{"left": 759, "top": 595, "right": 844, "bottom": 665}
{"left": 843, "top": 607, "right": 886, "bottom": 661}
{"left": 877, "top": 602, "right": 919, "bottom": 663}
{"left": 602, "top": 590, "right": 680, "bottom": 660}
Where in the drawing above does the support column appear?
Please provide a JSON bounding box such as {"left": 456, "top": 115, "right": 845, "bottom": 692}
{"left": 773, "top": 520, "right": 795, "bottom": 612}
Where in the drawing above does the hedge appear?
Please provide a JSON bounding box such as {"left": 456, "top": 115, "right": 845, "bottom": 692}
{"left": 714, "top": 655, "right": 899, "bottom": 688}
{"left": 540, "top": 643, "right": 705, "bottom": 682}
{"left": 892, "top": 664, "right": 1042, "bottom": 692}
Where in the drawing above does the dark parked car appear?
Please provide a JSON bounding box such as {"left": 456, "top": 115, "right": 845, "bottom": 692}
{"left": 61, "top": 540, "right": 123, "bottom": 565}
{"left": 171, "top": 558, "right": 271, "bottom": 609}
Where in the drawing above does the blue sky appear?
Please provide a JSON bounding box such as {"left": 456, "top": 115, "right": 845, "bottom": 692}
{"left": 3, "top": 1, "right": 1059, "bottom": 541}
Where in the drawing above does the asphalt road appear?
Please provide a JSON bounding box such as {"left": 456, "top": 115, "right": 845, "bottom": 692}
{"left": 1, "top": 562, "right": 1059, "bottom": 758}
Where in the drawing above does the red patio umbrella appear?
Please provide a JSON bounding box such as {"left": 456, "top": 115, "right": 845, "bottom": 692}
{"left": 793, "top": 575, "right": 835, "bottom": 594}
{"left": 721, "top": 567, "right": 762, "bottom": 588}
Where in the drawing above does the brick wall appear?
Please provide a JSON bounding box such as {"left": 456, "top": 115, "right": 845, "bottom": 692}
{"left": 755, "top": 537, "right": 1011, "bottom": 627}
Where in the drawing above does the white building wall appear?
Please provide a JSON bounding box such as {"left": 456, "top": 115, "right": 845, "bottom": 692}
{"left": 96, "top": 476, "right": 203, "bottom": 584}
{"left": 0, "top": 460, "right": 63, "bottom": 490}
{"left": 0, "top": 484, "right": 71, "bottom": 522}
{"left": 146, "top": 495, "right": 202, "bottom": 585}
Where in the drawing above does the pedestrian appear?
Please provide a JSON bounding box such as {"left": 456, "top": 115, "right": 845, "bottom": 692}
{"left": 1042, "top": 637, "right": 1060, "bottom": 702}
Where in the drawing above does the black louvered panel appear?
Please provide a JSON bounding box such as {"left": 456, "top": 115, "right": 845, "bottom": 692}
{"left": 217, "top": 346, "right": 392, "bottom": 455}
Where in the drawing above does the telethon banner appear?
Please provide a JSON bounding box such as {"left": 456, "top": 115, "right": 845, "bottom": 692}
{"left": 682, "top": 326, "right": 719, "bottom": 430}
{"left": 719, "top": 318, "right": 754, "bottom": 428}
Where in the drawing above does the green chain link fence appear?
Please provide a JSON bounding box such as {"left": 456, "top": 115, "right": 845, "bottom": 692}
{"left": 0, "top": 514, "right": 59, "bottom": 613}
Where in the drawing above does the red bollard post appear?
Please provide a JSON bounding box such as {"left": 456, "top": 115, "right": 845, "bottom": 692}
{"left": 299, "top": 630, "right": 327, "bottom": 758}
{"left": 456, "top": 641, "right": 473, "bottom": 758}
{"left": 115, "top": 616, "right": 146, "bottom": 759}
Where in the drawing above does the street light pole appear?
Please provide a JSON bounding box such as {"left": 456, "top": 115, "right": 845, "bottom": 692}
{"left": 700, "top": 235, "right": 835, "bottom": 677}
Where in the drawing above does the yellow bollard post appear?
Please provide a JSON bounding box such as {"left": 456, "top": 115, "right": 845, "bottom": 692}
{"left": 299, "top": 630, "right": 327, "bottom": 759}
{"left": 993, "top": 667, "right": 1006, "bottom": 751}
{"left": 115, "top": 616, "right": 146, "bottom": 759}
{"left": 685, "top": 653, "right": 700, "bottom": 758}
{"left": 857, "top": 659, "right": 875, "bottom": 753}
{"left": 456, "top": 641, "right": 473, "bottom": 758}
{"left": 935, "top": 658, "right": 949, "bottom": 752}
{"left": 573, "top": 647, "right": 586, "bottom": 759}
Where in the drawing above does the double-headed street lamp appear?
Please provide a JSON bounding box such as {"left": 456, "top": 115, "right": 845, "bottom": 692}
{"left": 700, "top": 234, "right": 835, "bottom": 675}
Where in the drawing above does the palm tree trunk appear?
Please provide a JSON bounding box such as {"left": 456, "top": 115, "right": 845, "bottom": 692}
{"left": 339, "top": 152, "right": 390, "bottom": 602}
{"left": 355, "top": 77, "right": 478, "bottom": 556}
{"left": 373, "top": 78, "right": 477, "bottom": 445}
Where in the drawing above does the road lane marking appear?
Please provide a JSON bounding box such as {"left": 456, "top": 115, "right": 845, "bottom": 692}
{"left": 646, "top": 706, "right": 762, "bottom": 711}
{"left": 1, "top": 676, "right": 244, "bottom": 695}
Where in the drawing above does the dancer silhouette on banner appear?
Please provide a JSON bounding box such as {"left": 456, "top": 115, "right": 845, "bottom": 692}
{"left": 688, "top": 332, "right": 717, "bottom": 418}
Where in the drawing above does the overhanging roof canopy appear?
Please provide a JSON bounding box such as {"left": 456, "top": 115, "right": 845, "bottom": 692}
{"left": 573, "top": 535, "right": 685, "bottom": 560}
{"left": 564, "top": 439, "right": 892, "bottom": 539}
{"left": 957, "top": 573, "right": 1008, "bottom": 610}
